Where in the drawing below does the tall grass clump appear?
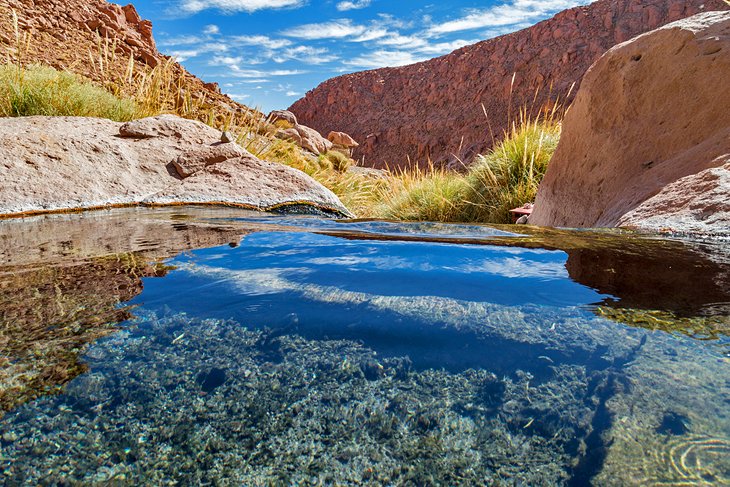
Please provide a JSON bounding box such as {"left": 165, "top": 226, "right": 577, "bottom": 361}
{"left": 460, "top": 109, "right": 561, "bottom": 223}
{"left": 379, "top": 165, "right": 468, "bottom": 222}
{"left": 0, "top": 64, "right": 140, "bottom": 120}
{"left": 377, "top": 107, "right": 562, "bottom": 224}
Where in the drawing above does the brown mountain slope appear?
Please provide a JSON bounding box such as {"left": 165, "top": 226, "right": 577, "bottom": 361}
{"left": 0, "top": 0, "right": 256, "bottom": 124}
{"left": 290, "top": 0, "right": 729, "bottom": 169}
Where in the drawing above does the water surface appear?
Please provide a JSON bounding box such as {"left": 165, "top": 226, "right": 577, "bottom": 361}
{"left": 0, "top": 208, "right": 728, "bottom": 485}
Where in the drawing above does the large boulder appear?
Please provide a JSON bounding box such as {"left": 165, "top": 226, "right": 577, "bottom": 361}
{"left": 269, "top": 110, "right": 334, "bottom": 155}
{"left": 0, "top": 115, "right": 351, "bottom": 217}
{"left": 269, "top": 110, "right": 298, "bottom": 126}
{"left": 531, "top": 11, "right": 730, "bottom": 234}
{"left": 295, "top": 124, "right": 333, "bottom": 155}
{"left": 327, "top": 131, "right": 359, "bottom": 148}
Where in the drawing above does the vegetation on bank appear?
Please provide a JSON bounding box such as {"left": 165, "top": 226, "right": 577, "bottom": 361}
{"left": 0, "top": 64, "right": 140, "bottom": 120}
{"left": 0, "top": 62, "right": 561, "bottom": 223}
{"left": 382, "top": 111, "right": 561, "bottom": 223}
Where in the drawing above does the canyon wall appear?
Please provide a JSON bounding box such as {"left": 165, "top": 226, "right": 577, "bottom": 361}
{"left": 290, "top": 0, "right": 729, "bottom": 169}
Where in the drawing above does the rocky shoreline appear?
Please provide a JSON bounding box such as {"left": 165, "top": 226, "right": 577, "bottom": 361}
{"left": 0, "top": 114, "right": 352, "bottom": 219}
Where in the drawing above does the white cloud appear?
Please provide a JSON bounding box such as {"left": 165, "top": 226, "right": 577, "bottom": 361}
{"left": 231, "top": 35, "right": 292, "bottom": 50}
{"left": 376, "top": 34, "right": 427, "bottom": 49}
{"left": 159, "top": 35, "right": 203, "bottom": 47}
{"left": 352, "top": 28, "right": 389, "bottom": 42}
{"left": 168, "top": 50, "right": 200, "bottom": 62}
{"left": 282, "top": 19, "right": 390, "bottom": 42}
{"left": 282, "top": 19, "right": 367, "bottom": 40}
{"left": 209, "top": 56, "right": 307, "bottom": 77}
{"left": 427, "top": 0, "right": 586, "bottom": 35}
{"left": 274, "top": 45, "right": 338, "bottom": 65}
{"left": 203, "top": 24, "right": 220, "bottom": 35}
{"left": 285, "top": 91, "right": 300, "bottom": 96}
{"left": 344, "top": 50, "right": 428, "bottom": 69}
{"left": 180, "top": 0, "right": 305, "bottom": 14}
{"left": 230, "top": 68, "right": 307, "bottom": 78}
{"left": 211, "top": 55, "right": 243, "bottom": 66}
{"left": 336, "top": 0, "right": 371, "bottom": 11}
{"left": 416, "top": 39, "right": 476, "bottom": 55}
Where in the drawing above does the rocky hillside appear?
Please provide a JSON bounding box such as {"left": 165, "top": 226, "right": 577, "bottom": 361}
{"left": 290, "top": 0, "right": 729, "bottom": 169}
{"left": 0, "top": 0, "right": 254, "bottom": 124}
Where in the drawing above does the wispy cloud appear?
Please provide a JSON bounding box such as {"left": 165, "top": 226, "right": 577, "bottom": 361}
{"left": 282, "top": 19, "right": 369, "bottom": 40}
{"left": 179, "top": 0, "right": 306, "bottom": 14}
{"left": 427, "top": 0, "right": 586, "bottom": 35}
{"left": 336, "top": 0, "right": 371, "bottom": 11}
{"left": 231, "top": 35, "right": 292, "bottom": 50}
{"left": 203, "top": 24, "right": 220, "bottom": 35}
{"left": 274, "top": 45, "right": 339, "bottom": 65}
{"left": 343, "top": 50, "right": 428, "bottom": 68}
{"left": 416, "top": 38, "right": 476, "bottom": 55}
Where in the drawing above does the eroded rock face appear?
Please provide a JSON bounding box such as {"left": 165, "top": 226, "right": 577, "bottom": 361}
{"left": 617, "top": 161, "right": 730, "bottom": 234}
{"left": 530, "top": 11, "right": 730, "bottom": 234}
{"left": 289, "top": 0, "right": 728, "bottom": 169}
{"left": 0, "top": 115, "right": 351, "bottom": 217}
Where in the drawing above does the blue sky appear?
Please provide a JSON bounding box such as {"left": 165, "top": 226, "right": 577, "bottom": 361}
{"left": 132, "top": 0, "right": 588, "bottom": 112}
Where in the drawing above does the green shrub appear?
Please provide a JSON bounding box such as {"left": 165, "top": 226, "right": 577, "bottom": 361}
{"left": 0, "top": 64, "right": 140, "bottom": 121}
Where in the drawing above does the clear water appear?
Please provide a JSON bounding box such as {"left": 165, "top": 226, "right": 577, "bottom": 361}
{"left": 0, "top": 207, "right": 728, "bottom": 485}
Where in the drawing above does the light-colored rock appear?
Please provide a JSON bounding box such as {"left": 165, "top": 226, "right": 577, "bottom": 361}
{"left": 119, "top": 114, "right": 210, "bottom": 139}
{"left": 295, "top": 124, "right": 333, "bottom": 155}
{"left": 172, "top": 143, "right": 246, "bottom": 178}
{"left": 617, "top": 160, "right": 730, "bottom": 234}
{"left": 274, "top": 123, "right": 334, "bottom": 156}
{"left": 220, "top": 131, "right": 235, "bottom": 143}
{"left": 0, "top": 116, "right": 351, "bottom": 217}
{"left": 147, "top": 153, "right": 345, "bottom": 210}
{"left": 530, "top": 11, "right": 730, "bottom": 234}
{"left": 327, "top": 131, "right": 359, "bottom": 148}
{"left": 275, "top": 128, "right": 303, "bottom": 146}
{"left": 269, "top": 110, "right": 298, "bottom": 126}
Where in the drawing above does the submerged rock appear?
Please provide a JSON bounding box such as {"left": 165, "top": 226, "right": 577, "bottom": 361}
{"left": 0, "top": 115, "right": 351, "bottom": 217}
{"left": 531, "top": 11, "right": 730, "bottom": 234}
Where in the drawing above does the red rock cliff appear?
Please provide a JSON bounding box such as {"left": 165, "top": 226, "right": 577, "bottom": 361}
{"left": 289, "top": 0, "right": 729, "bottom": 169}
